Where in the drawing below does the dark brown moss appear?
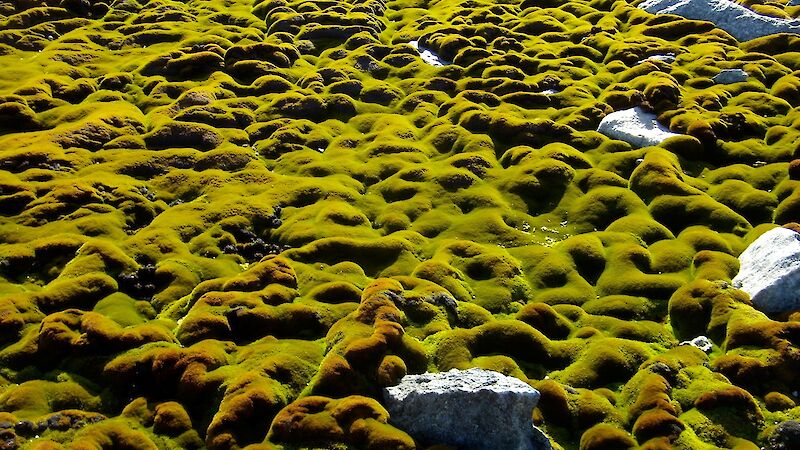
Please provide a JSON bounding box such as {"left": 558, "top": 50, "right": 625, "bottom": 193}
{"left": 153, "top": 401, "right": 192, "bottom": 436}
{"left": 268, "top": 396, "right": 414, "bottom": 449}
{"left": 790, "top": 160, "right": 800, "bottom": 181}
{"left": 632, "top": 408, "right": 684, "bottom": 443}
{"left": 765, "top": 392, "right": 796, "bottom": 412}
{"left": 516, "top": 303, "right": 572, "bottom": 339}
{"left": 579, "top": 423, "right": 636, "bottom": 450}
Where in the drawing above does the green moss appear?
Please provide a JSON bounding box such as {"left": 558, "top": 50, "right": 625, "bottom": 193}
{"left": 707, "top": 180, "right": 777, "bottom": 225}
{"left": 629, "top": 150, "right": 702, "bottom": 203}
{"left": 650, "top": 195, "right": 751, "bottom": 235}
{"left": 0, "top": 379, "right": 101, "bottom": 419}
{"left": 582, "top": 295, "right": 659, "bottom": 321}
{"left": 569, "top": 187, "right": 649, "bottom": 233}
{"left": 554, "top": 337, "right": 656, "bottom": 389}
{"left": 677, "top": 382, "right": 764, "bottom": 444}
{"left": 0, "top": 0, "right": 796, "bottom": 447}
{"left": 69, "top": 418, "right": 166, "bottom": 449}
{"left": 691, "top": 250, "right": 739, "bottom": 282}
{"left": 605, "top": 214, "right": 675, "bottom": 244}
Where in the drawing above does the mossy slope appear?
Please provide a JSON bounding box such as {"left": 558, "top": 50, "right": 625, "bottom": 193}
{"left": 1, "top": 0, "right": 800, "bottom": 448}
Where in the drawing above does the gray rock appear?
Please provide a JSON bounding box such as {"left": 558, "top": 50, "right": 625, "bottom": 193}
{"left": 713, "top": 69, "right": 748, "bottom": 84}
{"left": 732, "top": 227, "right": 800, "bottom": 313}
{"left": 383, "top": 368, "right": 551, "bottom": 450}
{"left": 638, "top": 0, "right": 800, "bottom": 41}
{"left": 597, "top": 107, "right": 681, "bottom": 148}
{"left": 767, "top": 421, "right": 800, "bottom": 450}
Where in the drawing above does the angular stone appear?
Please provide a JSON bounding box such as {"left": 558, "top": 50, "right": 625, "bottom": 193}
{"left": 597, "top": 107, "right": 681, "bottom": 148}
{"left": 638, "top": 0, "right": 800, "bottom": 41}
{"left": 383, "top": 368, "right": 551, "bottom": 450}
{"left": 732, "top": 227, "right": 800, "bottom": 313}
{"left": 713, "top": 69, "right": 748, "bottom": 85}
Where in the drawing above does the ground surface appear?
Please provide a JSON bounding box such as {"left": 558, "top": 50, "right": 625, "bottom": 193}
{"left": 1, "top": 0, "right": 800, "bottom": 448}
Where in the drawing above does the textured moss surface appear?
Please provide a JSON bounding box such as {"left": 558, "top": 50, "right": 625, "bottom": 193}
{"left": 1, "top": 0, "right": 800, "bottom": 448}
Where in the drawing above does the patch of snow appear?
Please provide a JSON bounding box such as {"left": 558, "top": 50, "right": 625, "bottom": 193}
{"left": 638, "top": 0, "right": 800, "bottom": 41}
{"left": 597, "top": 106, "right": 681, "bottom": 148}
{"left": 409, "top": 40, "right": 450, "bottom": 67}
{"left": 713, "top": 68, "right": 748, "bottom": 84}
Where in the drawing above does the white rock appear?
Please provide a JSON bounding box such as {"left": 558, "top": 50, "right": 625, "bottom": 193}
{"left": 713, "top": 69, "right": 748, "bottom": 84}
{"left": 638, "top": 54, "right": 676, "bottom": 64}
{"left": 680, "top": 335, "right": 713, "bottom": 352}
{"left": 408, "top": 40, "right": 450, "bottom": 67}
{"left": 732, "top": 227, "right": 800, "bottom": 313}
{"left": 597, "top": 107, "right": 681, "bottom": 148}
{"left": 638, "top": 0, "right": 800, "bottom": 41}
{"left": 383, "top": 368, "right": 551, "bottom": 450}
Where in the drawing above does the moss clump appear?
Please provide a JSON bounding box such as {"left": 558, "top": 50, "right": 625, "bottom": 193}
{"left": 691, "top": 386, "right": 764, "bottom": 441}
{"left": 516, "top": 302, "right": 573, "bottom": 339}
{"left": 764, "top": 392, "right": 796, "bottom": 412}
{"left": 579, "top": 423, "right": 636, "bottom": 450}
{"left": 152, "top": 401, "right": 192, "bottom": 436}
{"left": 555, "top": 337, "right": 655, "bottom": 389}
{"left": 633, "top": 408, "right": 685, "bottom": 443}
{"left": 268, "top": 395, "right": 415, "bottom": 449}
{"left": 307, "top": 279, "right": 427, "bottom": 397}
